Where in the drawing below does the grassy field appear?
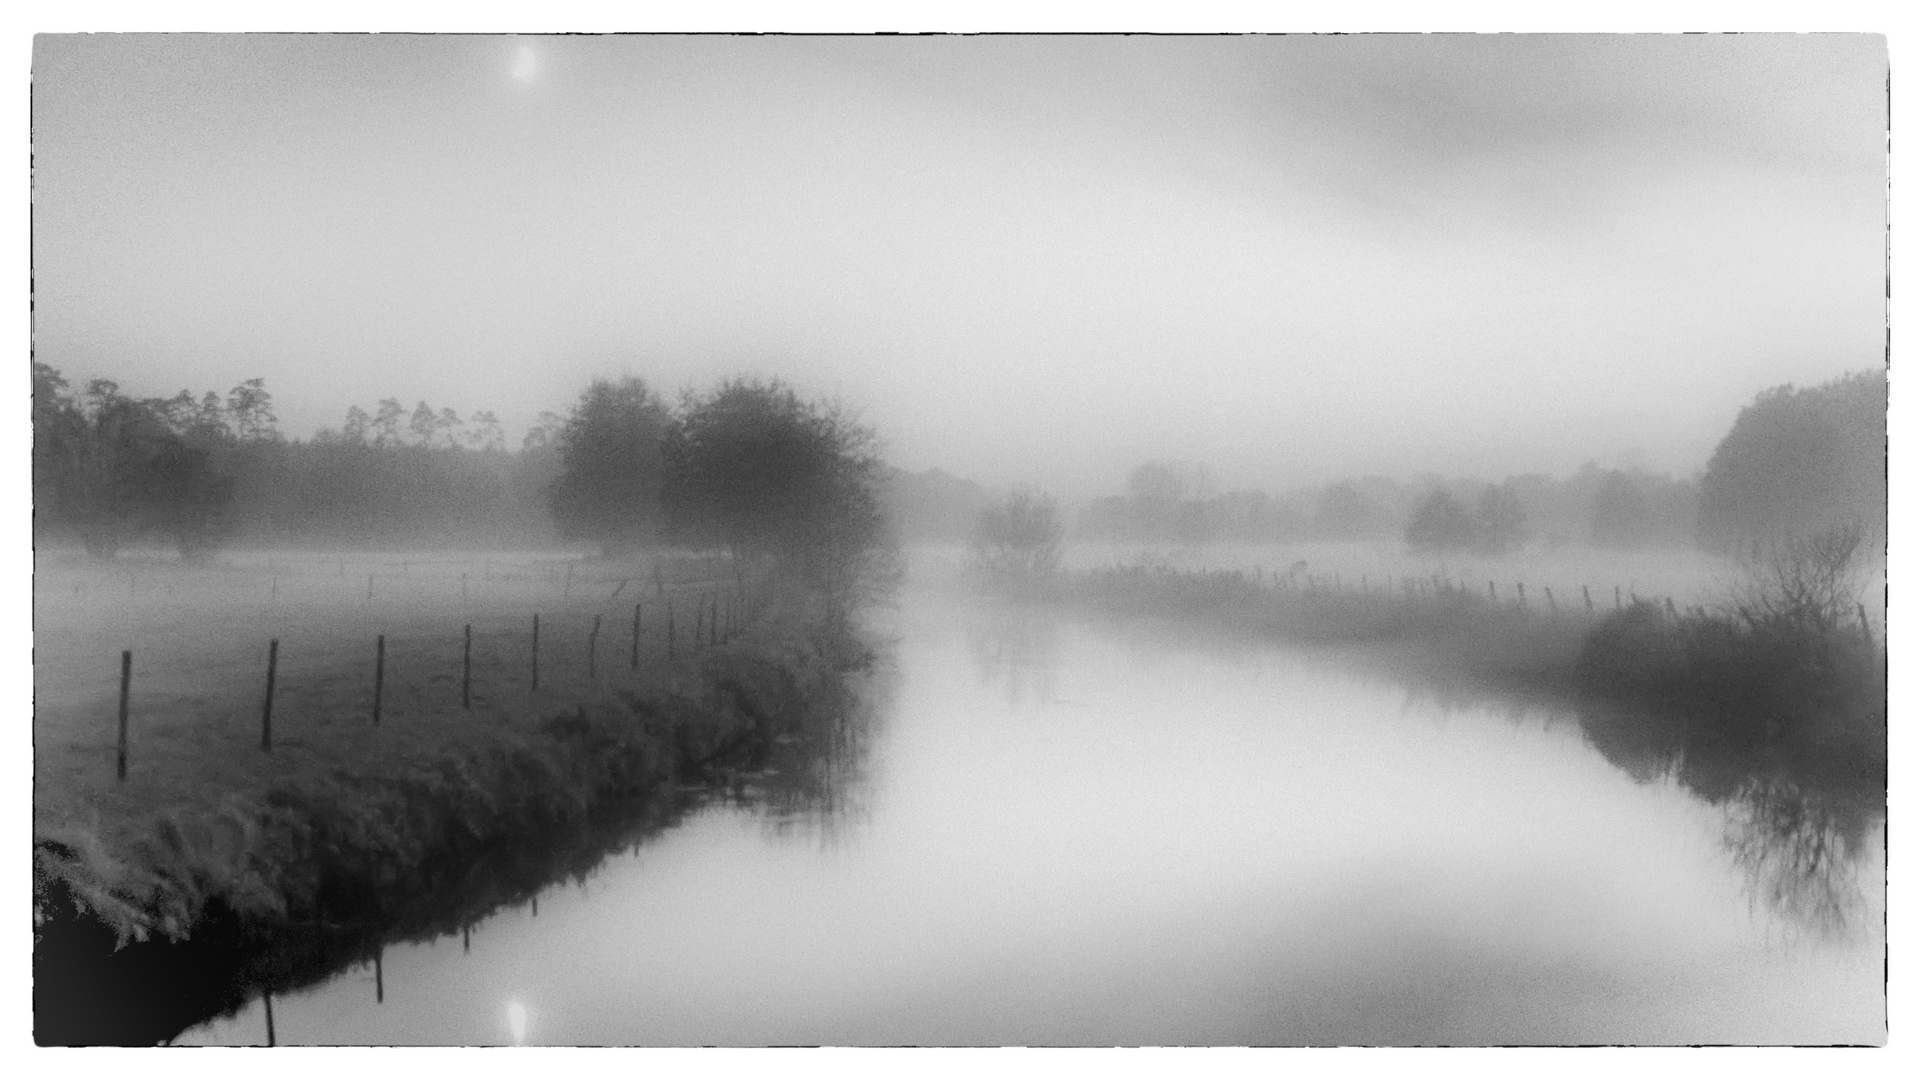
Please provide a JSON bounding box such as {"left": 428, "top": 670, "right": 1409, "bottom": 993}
{"left": 1052, "top": 539, "right": 1883, "bottom": 634}
{"left": 32, "top": 546, "right": 765, "bottom": 898}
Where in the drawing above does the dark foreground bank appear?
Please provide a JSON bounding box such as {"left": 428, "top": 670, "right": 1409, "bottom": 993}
{"left": 34, "top": 586, "right": 872, "bottom": 1045}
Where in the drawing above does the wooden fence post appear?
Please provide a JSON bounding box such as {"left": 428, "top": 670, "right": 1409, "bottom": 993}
{"left": 1545, "top": 587, "right": 1556, "bottom": 613}
{"left": 1488, "top": 581, "right": 1496, "bottom": 602}
{"left": 1516, "top": 582, "right": 1526, "bottom": 607}
{"left": 631, "top": 603, "right": 642, "bottom": 669}
{"left": 1615, "top": 585, "right": 1622, "bottom": 610}
{"left": 462, "top": 625, "right": 472, "bottom": 710}
{"left": 116, "top": 645, "right": 131, "bottom": 772}
{"left": 261, "top": 639, "right": 279, "bottom": 752}
{"left": 531, "top": 614, "right": 540, "bottom": 691}
{"left": 1583, "top": 585, "right": 1593, "bottom": 612}
{"left": 589, "top": 614, "right": 601, "bottom": 678}
{"left": 1860, "top": 602, "right": 1873, "bottom": 641}
{"left": 264, "top": 991, "right": 275, "bottom": 1047}
{"left": 373, "top": 634, "right": 386, "bottom": 726}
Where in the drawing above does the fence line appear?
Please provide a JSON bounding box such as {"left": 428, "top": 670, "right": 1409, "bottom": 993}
{"left": 88, "top": 580, "right": 769, "bottom": 783}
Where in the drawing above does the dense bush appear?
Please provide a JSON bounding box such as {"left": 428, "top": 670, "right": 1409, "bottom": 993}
{"left": 970, "top": 489, "right": 1065, "bottom": 578}
{"left": 662, "top": 378, "right": 898, "bottom": 608}
{"left": 1697, "top": 369, "right": 1884, "bottom": 552}
{"left": 1404, "top": 484, "right": 1527, "bottom": 554}
{"left": 1576, "top": 525, "right": 1884, "bottom": 759}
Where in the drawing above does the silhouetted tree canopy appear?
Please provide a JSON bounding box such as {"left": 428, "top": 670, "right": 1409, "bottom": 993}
{"left": 547, "top": 377, "right": 674, "bottom": 555}
{"left": 1404, "top": 484, "right": 1527, "bottom": 554}
{"left": 971, "top": 489, "right": 1064, "bottom": 577}
{"left": 1698, "top": 370, "right": 1885, "bottom": 551}
{"left": 1474, "top": 484, "right": 1527, "bottom": 554}
{"left": 1314, "top": 482, "right": 1385, "bottom": 541}
{"left": 664, "top": 378, "right": 896, "bottom": 602}
{"left": 32, "top": 363, "right": 237, "bottom": 558}
{"left": 1405, "top": 490, "right": 1476, "bottom": 553}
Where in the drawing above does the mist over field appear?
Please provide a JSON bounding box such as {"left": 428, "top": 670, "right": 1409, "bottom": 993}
{"left": 29, "top": 33, "right": 1887, "bottom": 1049}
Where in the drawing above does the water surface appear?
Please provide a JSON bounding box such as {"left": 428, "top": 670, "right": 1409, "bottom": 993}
{"left": 178, "top": 576, "right": 1884, "bottom": 1046}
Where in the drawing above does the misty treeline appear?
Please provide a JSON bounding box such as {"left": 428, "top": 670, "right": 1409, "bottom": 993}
{"left": 1696, "top": 370, "right": 1886, "bottom": 552}
{"left": 32, "top": 362, "right": 899, "bottom": 600}
{"left": 1077, "top": 461, "right": 1697, "bottom": 553}
{"left": 32, "top": 362, "right": 558, "bottom": 554}
{"left": 1069, "top": 369, "right": 1884, "bottom": 557}
{"left": 969, "top": 488, "right": 1065, "bottom": 578}
{"left": 546, "top": 374, "right": 897, "bottom": 605}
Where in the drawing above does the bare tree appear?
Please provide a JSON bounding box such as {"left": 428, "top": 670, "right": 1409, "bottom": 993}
{"left": 1729, "top": 521, "right": 1872, "bottom": 635}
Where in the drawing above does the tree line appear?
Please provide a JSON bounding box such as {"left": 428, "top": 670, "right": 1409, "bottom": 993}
{"left": 546, "top": 375, "right": 897, "bottom": 604}
{"left": 32, "top": 363, "right": 561, "bottom": 554}
{"left": 1073, "top": 461, "right": 1698, "bottom": 554}
{"left": 31, "top": 363, "right": 898, "bottom": 601}
{"left": 1028, "top": 367, "right": 1882, "bottom": 558}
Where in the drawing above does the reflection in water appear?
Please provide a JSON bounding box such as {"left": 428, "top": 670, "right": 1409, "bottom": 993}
{"left": 172, "top": 581, "right": 1882, "bottom": 1046}
{"left": 1722, "top": 777, "right": 1878, "bottom": 938}
{"left": 506, "top": 1000, "right": 528, "bottom": 1045}
{"left": 718, "top": 662, "right": 890, "bottom": 850}
{"left": 967, "top": 605, "right": 1059, "bottom": 707}
{"left": 1575, "top": 700, "right": 1883, "bottom": 936}
{"left": 1072, "top": 602, "right": 1885, "bottom": 938}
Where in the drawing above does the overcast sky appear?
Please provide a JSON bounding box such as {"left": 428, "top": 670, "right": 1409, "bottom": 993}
{"left": 31, "top": 33, "right": 1886, "bottom": 497}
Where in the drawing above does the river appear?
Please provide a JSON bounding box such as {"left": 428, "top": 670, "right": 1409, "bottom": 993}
{"left": 175, "top": 571, "right": 1885, "bottom": 1046}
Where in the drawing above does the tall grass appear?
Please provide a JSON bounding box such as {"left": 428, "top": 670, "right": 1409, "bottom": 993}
{"left": 1053, "top": 563, "right": 1593, "bottom": 699}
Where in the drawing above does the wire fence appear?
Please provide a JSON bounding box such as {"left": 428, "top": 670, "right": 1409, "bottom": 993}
{"left": 1083, "top": 562, "right": 1884, "bottom": 641}
{"left": 36, "top": 554, "right": 769, "bottom": 785}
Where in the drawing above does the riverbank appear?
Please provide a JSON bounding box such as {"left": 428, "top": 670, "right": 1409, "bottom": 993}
{"left": 1051, "top": 564, "right": 1592, "bottom": 699}
{"left": 1031, "top": 563, "right": 1885, "bottom": 781}
{"left": 33, "top": 576, "right": 871, "bottom": 1045}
